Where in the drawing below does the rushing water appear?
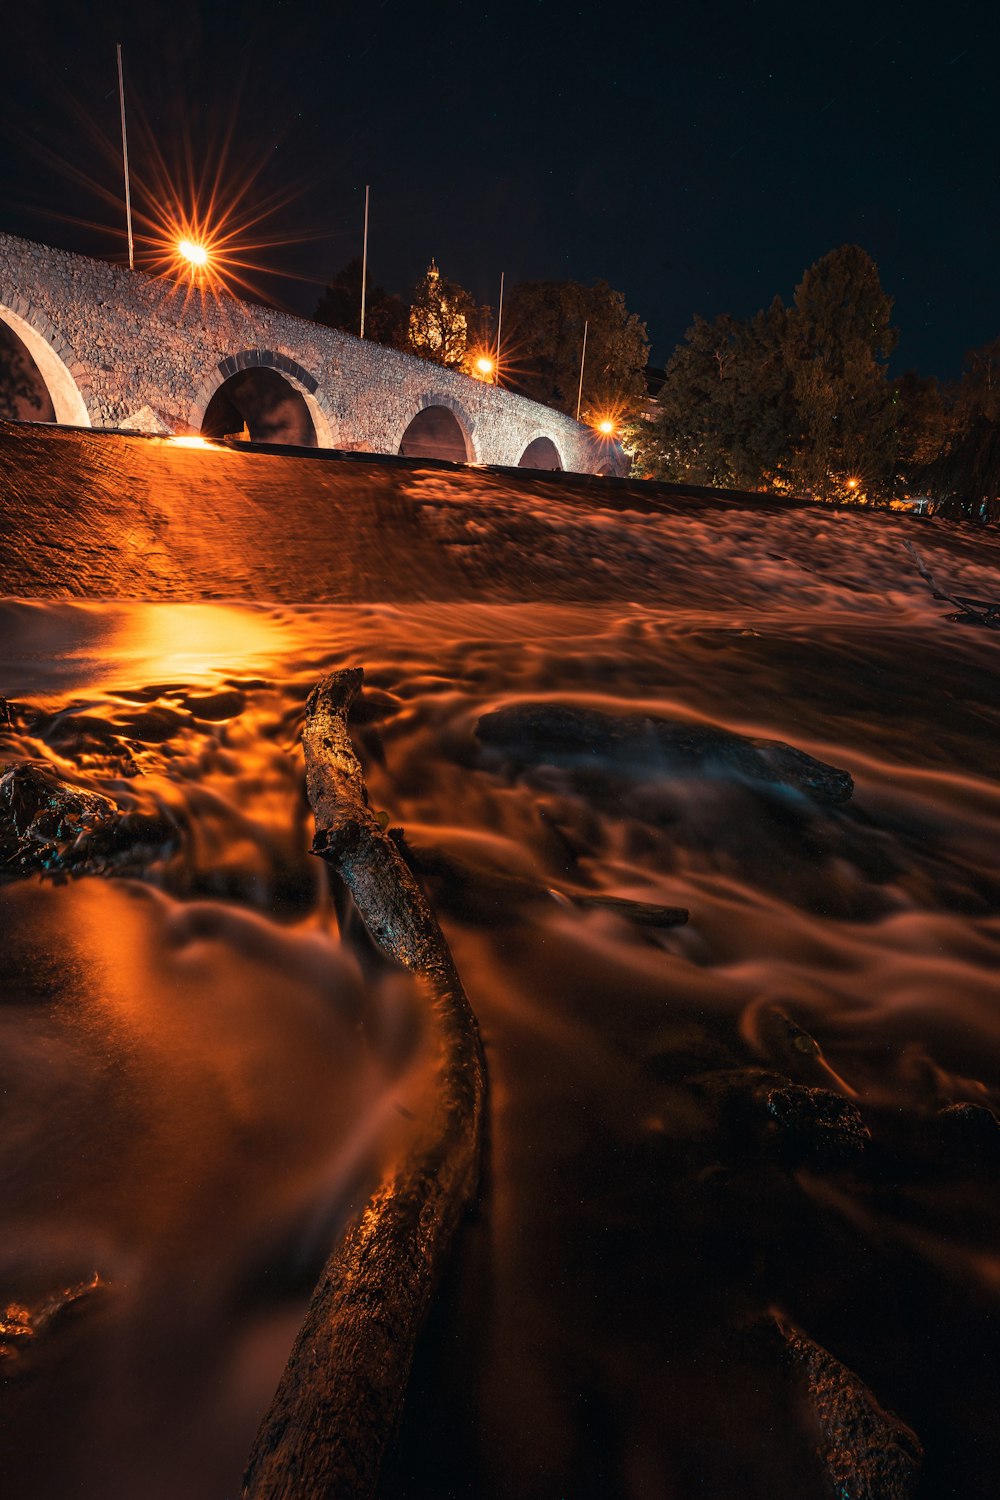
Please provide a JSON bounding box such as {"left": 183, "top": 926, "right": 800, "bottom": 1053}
{"left": 2, "top": 425, "right": 1000, "bottom": 1498}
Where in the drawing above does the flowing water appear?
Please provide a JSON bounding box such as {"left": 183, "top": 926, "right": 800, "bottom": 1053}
{"left": 1, "top": 424, "right": 1000, "bottom": 1498}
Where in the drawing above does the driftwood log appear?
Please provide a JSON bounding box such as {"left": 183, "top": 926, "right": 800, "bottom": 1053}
{"left": 242, "top": 668, "right": 487, "bottom": 1500}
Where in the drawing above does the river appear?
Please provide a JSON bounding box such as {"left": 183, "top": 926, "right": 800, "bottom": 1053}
{"left": 1, "top": 423, "right": 999, "bottom": 1498}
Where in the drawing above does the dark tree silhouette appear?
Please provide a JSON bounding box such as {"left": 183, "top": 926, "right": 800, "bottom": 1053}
{"left": 314, "top": 259, "right": 406, "bottom": 348}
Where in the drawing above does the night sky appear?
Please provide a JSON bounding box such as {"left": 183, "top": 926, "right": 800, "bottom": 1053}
{"left": 2, "top": 0, "right": 997, "bottom": 378}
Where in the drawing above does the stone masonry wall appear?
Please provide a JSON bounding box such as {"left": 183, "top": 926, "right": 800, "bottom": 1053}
{"left": 0, "top": 233, "right": 614, "bottom": 474}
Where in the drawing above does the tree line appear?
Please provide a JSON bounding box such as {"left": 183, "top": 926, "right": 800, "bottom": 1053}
{"left": 311, "top": 245, "right": 999, "bottom": 523}
{"left": 633, "top": 244, "right": 1000, "bottom": 521}
{"left": 312, "top": 257, "right": 650, "bottom": 427}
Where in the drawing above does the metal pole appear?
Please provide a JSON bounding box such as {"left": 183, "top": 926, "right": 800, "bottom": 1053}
{"left": 359, "top": 184, "right": 369, "bottom": 339}
{"left": 495, "top": 270, "right": 504, "bottom": 384}
{"left": 116, "top": 45, "right": 134, "bottom": 270}
{"left": 576, "top": 318, "right": 588, "bottom": 421}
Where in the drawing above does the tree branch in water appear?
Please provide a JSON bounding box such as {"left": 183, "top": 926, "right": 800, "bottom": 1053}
{"left": 243, "top": 667, "right": 487, "bottom": 1500}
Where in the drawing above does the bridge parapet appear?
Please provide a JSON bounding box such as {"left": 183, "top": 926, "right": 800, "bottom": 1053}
{"left": 0, "top": 232, "right": 616, "bottom": 474}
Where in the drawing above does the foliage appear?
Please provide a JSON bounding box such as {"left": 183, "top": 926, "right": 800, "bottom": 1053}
{"left": 636, "top": 303, "right": 795, "bottom": 489}
{"left": 892, "top": 372, "right": 953, "bottom": 474}
{"left": 916, "top": 336, "right": 1000, "bottom": 521}
{"left": 406, "top": 260, "right": 477, "bottom": 369}
{"left": 783, "top": 245, "right": 898, "bottom": 496}
{"left": 923, "top": 417, "right": 1000, "bottom": 523}
{"left": 502, "top": 280, "right": 649, "bottom": 421}
{"left": 314, "top": 259, "right": 406, "bottom": 347}
{"left": 634, "top": 245, "right": 899, "bottom": 501}
{"left": 956, "top": 334, "right": 1000, "bottom": 423}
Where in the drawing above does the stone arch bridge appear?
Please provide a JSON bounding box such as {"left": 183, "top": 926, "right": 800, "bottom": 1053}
{"left": 0, "top": 233, "right": 612, "bottom": 474}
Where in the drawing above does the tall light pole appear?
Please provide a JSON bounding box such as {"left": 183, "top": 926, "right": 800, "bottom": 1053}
{"left": 116, "top": 44, "right": 134, "bottom": 270}
{"left": 359, "top": 184, "right": 370, "bottom": 339}
{"left": 576, "top": 318, "right": 589, "bottom": 421}
{"left": 495, "top": 270, "right": 504, "bottom": 384}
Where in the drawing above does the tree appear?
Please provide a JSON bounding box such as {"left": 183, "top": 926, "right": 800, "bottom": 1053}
{"left": 923, "top": 415, "right": 1000, "bottom": 523}
{"left": 781, "top": 245, "right": 898, "bottom": 497}
{"left": 636, "top": 302, "right": 795, "bottom": 488}
{"left": 918, "top": 336, "right": 1000, "bottom": 521}
{"left": 633, "top": 245, "right": 899, "bottom": 500}
{"left": 956, "top": 335, "right": 1000, "bottom": 424}
{"left": 893, "top": 371, "right": 953, "bottom": 476}
{"left": 314, "top": 259, "right": 406, "bottom": 347}
{"left": 502, "top": 280, "right": 649, "bottom": 420}
{"left": 406, "top": 260, "right": 477, "bottom": 369}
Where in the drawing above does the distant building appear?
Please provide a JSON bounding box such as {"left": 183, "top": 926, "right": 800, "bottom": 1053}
{"left": 408, "top": 260, "right": 468, "bottom": 368}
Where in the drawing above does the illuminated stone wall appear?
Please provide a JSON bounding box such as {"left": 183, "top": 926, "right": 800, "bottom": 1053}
{"left": 0, "top": 233, "right": 617, "bottom": 474}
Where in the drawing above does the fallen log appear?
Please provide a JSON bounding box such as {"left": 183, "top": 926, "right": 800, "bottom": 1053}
{"left": 242, "top": 668, "right": 487, "bottom": 1500}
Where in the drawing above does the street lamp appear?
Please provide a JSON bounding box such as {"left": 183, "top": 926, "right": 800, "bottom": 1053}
{"left": 178, "top": 238, "right": 210, "bottom": 269}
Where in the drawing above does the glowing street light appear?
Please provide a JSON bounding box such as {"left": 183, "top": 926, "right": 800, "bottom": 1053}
{"left": 596, "top": 418, "right": 617, "bottom": 437}
{"left": 475, "top": 355, "right": 495, "bottom": 379}
{"left": 178, "top": 238, "right": 210, "bottom": 269}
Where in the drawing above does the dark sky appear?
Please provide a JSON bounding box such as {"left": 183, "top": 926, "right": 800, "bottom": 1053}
{"left": 2, "top": 0, "right": 997, "bottom": 378}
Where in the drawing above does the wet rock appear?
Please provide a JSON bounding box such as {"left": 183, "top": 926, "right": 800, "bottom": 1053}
{"left": 1, "top": 761, "right": 118, "bottom": 861}
{"left": 926, "top": 1102, "right": 1000, "bottom": 1169}
{"left": 0, "top": 1274, "right": 104, "bottom": 1369}
{"left": 476, "top": 702, "right": 853, "bottom": 805}
{"left": 0, "top": 760, "right": 173, "bottom": 877}
{"left": 761, "top": 1084, "right": 870, "bottom": 1169}
{"left": 761, "top": 1313, "right": 923, "bottom": 1500}
{"left": 685, "top": 1070, "right": 869, "bottom": 1170}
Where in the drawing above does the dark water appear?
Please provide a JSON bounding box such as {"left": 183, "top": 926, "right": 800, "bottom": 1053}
{"left": 2, "top": 424, "right": 1000, "bottom": 1498}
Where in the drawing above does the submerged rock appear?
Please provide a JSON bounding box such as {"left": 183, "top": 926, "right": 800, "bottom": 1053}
{"left": 0, "top": 760, "right": 172, "bottom": 877}
{"left": 476, "top": 703, "right": 853, "bottom": 805}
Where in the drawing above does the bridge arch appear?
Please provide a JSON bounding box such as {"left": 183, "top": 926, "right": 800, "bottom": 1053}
{"left": 518, "top": 434, "right": 564, "bottom": 471}
{"left": 0, "top": 297, "right": 92, "bottom": 426}
{"left": 189, "top": 350, "right": 337, "bottom": 447}
{"left": 394, "top": 391, "right": 476, "bottom": 464}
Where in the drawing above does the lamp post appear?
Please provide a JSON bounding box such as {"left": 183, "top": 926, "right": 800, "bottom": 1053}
{"left": 360, "top": 184, "right": 370, "bottom": 339}
{"left": 116, "top": 44, "right": 134, "bottom": 270}
{"left": 576, "top": 319, "right": 589, "bottom": 421}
